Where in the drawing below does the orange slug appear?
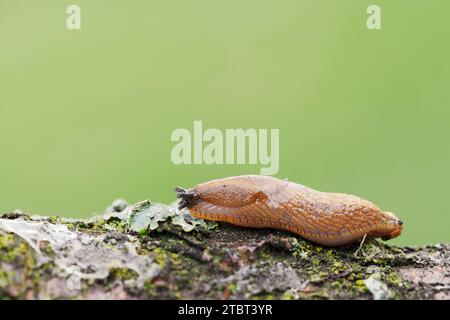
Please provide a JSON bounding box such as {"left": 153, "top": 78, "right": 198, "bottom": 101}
{"left": 175, "top": 175, "right": 403, "bottom": 246}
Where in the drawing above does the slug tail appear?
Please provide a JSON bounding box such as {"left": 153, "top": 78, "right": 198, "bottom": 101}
{"left": 175, "top": 186, "right": 199, "bottom": 210}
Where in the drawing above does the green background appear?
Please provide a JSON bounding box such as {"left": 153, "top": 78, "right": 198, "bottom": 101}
{"left": 1, "top": 1, "right": 449, "bottom": 246}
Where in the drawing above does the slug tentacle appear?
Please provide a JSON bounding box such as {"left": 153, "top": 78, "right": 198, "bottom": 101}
{"left": 175, "top": 187, "right": 199, "bottom": 210}
{"left": 175, "top": 175, "right": 403, "bottom": 247}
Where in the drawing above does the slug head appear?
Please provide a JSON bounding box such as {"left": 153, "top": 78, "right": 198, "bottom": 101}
{"left": 375, "top": 211, "right": 404, "bottom": 241}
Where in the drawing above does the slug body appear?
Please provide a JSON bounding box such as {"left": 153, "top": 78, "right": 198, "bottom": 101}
{"left": 176, "top": 175, "right": 403, "bottom": 246}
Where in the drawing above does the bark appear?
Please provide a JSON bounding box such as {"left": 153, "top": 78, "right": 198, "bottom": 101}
{"left": 0, "top": 199, "right": 448, "bottom": 300}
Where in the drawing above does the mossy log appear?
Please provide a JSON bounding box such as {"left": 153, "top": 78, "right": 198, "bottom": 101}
{"left": 0, "top": 200, "right": 448, "bottom": 300}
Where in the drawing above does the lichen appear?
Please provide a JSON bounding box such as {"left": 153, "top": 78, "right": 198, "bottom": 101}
{"left": 128, "top": 200, "right": 217, "bottom": 235}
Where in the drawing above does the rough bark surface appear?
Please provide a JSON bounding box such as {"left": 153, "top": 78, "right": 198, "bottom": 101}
{"left": 0, "top": 200, "right": 449, "bottom": 300}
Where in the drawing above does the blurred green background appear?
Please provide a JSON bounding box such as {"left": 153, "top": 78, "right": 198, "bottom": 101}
{"left": 1, "top": 1, "right": 449, "bottom": 245}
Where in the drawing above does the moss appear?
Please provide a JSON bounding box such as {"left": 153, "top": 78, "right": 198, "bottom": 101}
{"left": 227, "top": 283, "right": 237, "bottom": 294}
{"left": 291, "top": 238, "right": 314, "bottom": 259}
{"left": 255, "top": 246, "right": 276, "bottom": 263}
{"left": 331, "top": 280, "right": 344, "bottom": 289}
{"left": 331, "top": 262, "right": 346, "bottom": 275}
{"left": 0, "top": 232, "right": 42, "bottom": 298}
{"left": 65, "top": 223, "right": 75, "bottom": 230}
{"left": 308, "top": 272, "right": 326, "bottom": 283}
{"left": 0, "top": 235, "right": 34, "bottom": 264}
{"left": 152, "top": 247, "right": 169, "bottom": 269}
{"left": 109, "top": 268, "right": 139, "bottom": 281}
{"left": 28, "top": 262, "right": 55, "bottom": 296}
{"left": 354, "top": 279, "right": 368, "bottom": 292}
{"left": 48, "top": 216, "right": 60, "bottom": 224}
{"left": 0, "top": 269, "right": 12, "bottom": 288}
{"left": 249, "top": 293, "right": 275, "bottom": 300}
{"left": 143, "top": 278, "right": 177, "bottom": 299}
{"left": 303, "top": 289, "right": 330, "bottom": 300}
{"left": 0, "top": 233, "right": 15, "bottom": 252}
{"left": 39, "top": 241, "right": 56, "bottom": 257}
{"left": 0, "top": 212, "right": 30, "bottom": 220}
{"left": 102, "top": 217, "right": 128, "bottom": 232}
{"left": 348, "top": 272, "right": 364, "bottom": 281}
{"left": 311, "top": 258, "right": 321, "bottom": 266}
{"left": 314, "top": 246, "right": 323, "bottom": 253}
{"left": 383, "top": 272, "right": 402, "bottom": 286}
{"left": 370, "top": 258, "right": 388, "bottom": 266}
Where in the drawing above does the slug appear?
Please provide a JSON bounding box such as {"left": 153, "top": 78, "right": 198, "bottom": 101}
{"left": 175, "top": 175, "right": 403, "bottom": 246}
